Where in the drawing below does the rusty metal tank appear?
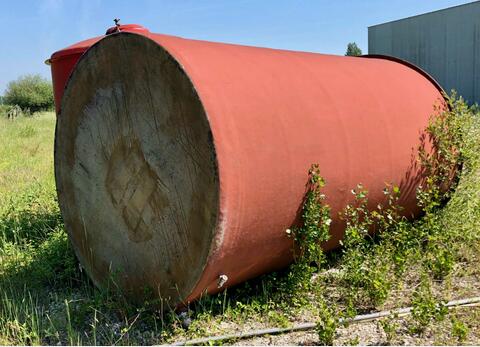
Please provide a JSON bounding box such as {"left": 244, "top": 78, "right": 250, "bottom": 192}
{"left": 49, "top": 24, "right": 445, "bottom": 307}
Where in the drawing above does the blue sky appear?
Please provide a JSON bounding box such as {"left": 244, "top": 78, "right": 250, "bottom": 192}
{"left": 0, "top": 0, "right": 475, "bottom": 94}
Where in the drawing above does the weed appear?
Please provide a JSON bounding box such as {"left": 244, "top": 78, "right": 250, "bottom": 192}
{"left": 290, "top": 164, "right": 331, "bottom": 267}
{"left": 410, "top": 277, "right": 448, "bottom": 334}
{"left": 278, "top": 164, "right": 332, "bottom": 304}
{"left": 450, "top": 316, "right": 469, "bottom": 342}
{"left": 338, "top": 184, "right": 402, "bottom": 309}
{"left": 315, "top": 299, "right": 337, "bottom": 345}
{"left": 379, "top": 315, "right": 399, "bottom": 344}
{"left": 346, "top": 336, "right": 360, "bottom": 345}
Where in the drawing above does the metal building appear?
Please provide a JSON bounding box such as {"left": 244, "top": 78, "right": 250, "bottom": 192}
{"left": 368, "top": 1, "right": 480, "bottom": 104}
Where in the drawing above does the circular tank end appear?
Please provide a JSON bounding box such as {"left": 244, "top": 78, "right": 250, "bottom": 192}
{"left": 55, "top": 33, "right": 219, "bottom": 306}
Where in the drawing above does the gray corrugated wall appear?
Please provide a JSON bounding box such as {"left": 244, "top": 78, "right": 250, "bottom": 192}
{"left": 369, "top": 1, "right": 480, "bottom": 104}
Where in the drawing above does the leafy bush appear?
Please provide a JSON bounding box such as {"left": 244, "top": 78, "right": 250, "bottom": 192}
{"left": 315, "top": 299, "right": 338, "bottom": 345}
{"left": 410, "top": 276, "right": 448, "bottom": 334}
{"left": 287, "top": 165, "right": 331, "bottom": 294}
{"left": 3, "top": 75, "right": 53, "bottom": 113}
{"left": 290, "top": 164, "right": 331, "bottom": 266}
{"left": 451, "top": 316, "right": 469, "bottom": 342}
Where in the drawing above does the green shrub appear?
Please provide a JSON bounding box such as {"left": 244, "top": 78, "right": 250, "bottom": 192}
{"left": 315, "top": 299, "right": 338, "bottom": 345}
{"left": 290, "top": 164, "right": 331, "bottom": 266}
{"left": 451, "top": 316, "right": 469, "bottom": 342}
{"left": 3, "top": 75, "right": 53, "bottom": 113}
{"left": 379, "top": 316, "right": 399, "bottom": 344}
{"left": 288, "top": 164, "right": 331, "bottom": 294}
{"left": 410, "top": 277, "right": 448, "bottom": 334}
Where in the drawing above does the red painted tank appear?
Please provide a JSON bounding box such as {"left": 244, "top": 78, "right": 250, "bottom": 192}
{"left": 50, "top": 26, "right": 445, "bottom": 307}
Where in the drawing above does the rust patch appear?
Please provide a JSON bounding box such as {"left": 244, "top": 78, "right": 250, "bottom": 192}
{"left": 106, "top": 138, "right": 169, "bottom": 242}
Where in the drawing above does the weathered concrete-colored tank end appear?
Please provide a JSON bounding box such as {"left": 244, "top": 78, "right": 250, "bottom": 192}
{"left": 49, "top": 24, "right": 445, "bottom": 307}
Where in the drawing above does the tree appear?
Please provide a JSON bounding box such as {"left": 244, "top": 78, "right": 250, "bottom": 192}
{"left": 4, "top": 74, "right": 54, "bottom": 113}
{"left": 345, "top": 42, "right": 362, "bottom": 57}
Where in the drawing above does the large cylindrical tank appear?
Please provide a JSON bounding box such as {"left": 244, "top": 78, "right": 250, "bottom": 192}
{"left": 50, "top": 25, "right": 445, "bottom": 306}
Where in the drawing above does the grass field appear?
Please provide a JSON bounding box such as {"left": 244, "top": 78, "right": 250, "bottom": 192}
{"left": 0, "top": 108, "right": 479, "bottom": 345}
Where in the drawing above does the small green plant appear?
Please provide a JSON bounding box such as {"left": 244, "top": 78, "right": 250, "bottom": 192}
{"left": 315, "top": 299, "right": 337, "bottom": 345}
{"left": 338, "top": 184, "right": 404, "bottom": 308}
{"left": 450, "top": 316, "right": 469, "bottom": 342}
{"left": 410, "top": 277, "right": 448, "bottom": 334}
{"left": 346, "top": 336, "right": 360, "bottom": 345}
{"left": 290, "top": 164, "right": 331, "bottom": 266}
{"left": 341, "top": 184, "right": 373, "bottom": 249}
{"left": 424, "top": 244, "right": 454, "bottom": 279}
{"left": 379, "top": 315, "right": 399, "bottom": 345}
{"left": 286, "top": 164, "right": 331, "bottom": 294}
